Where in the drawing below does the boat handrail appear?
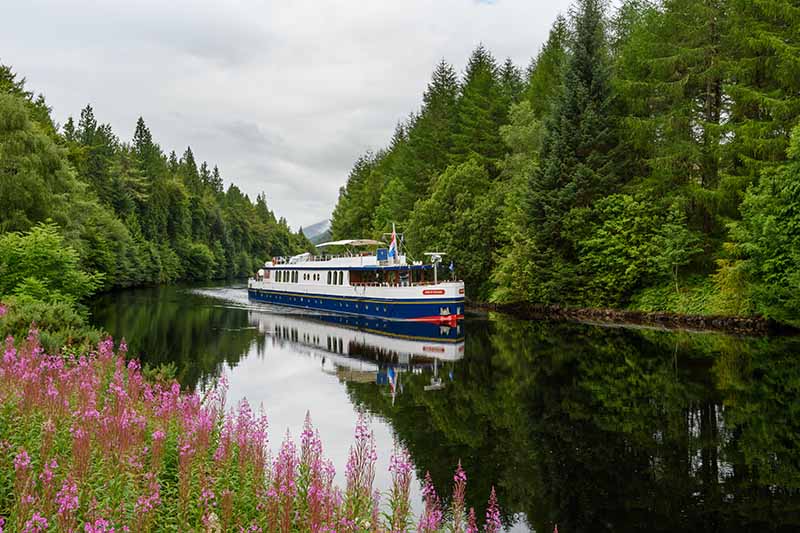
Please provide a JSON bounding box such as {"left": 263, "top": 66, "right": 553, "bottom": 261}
{"left": 349, "top": 281, "right": 442, "bottom": 287}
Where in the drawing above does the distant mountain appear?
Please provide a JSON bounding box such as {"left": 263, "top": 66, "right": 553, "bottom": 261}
{"left": 301, "top": 219, "right": 332, "bottom": 244}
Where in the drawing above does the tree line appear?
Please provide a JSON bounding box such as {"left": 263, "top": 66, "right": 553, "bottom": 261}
{"left": 0, "top": 61, "right": 308, "bottom": 344}
{"left": 0, "top": 62, "right": 309, "bottom": 287}
{"left": 330, "top": 0, "right": 800, "bottom": 324}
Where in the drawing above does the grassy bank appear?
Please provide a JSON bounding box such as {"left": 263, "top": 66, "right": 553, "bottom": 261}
{"left": 0, "top": 326, "right": 501, "bottom": 532}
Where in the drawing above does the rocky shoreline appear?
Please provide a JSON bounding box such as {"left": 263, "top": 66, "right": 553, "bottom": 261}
{"left": 473, "top": 301, "right": 793, "bottom": 336}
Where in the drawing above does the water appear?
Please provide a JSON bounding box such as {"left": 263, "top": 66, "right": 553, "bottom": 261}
{"left": 90, "top": 283, "right": 800, "bottom": 532}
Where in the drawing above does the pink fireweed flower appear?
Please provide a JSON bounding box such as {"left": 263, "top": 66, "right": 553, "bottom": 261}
{"left": 14, "top": 449, "right": 31, "bottom": 472}
{"left": 301, "top": 411, "right": 323, "bottom": 464}
{"left": 452, "top": 461, "right": 467, "bottom": 533}
{"left": 22, "top": 512, "right": 48, "bottom": 533}
{"left": 56, "top": 478, "right": 79, "bottom": 515}
{"left": 345, "top": 414, "right": 377, "bottom": 493}
{"left": 418, "top": 471, "right": 443, "bottom": 532}
{"left": 84, "top": 518, "right": 115, "bottom": 532}
{"left": 485, "top": 486, "right": 502, "bottom": 533}
{"left": 0, "top": 303, "right": 7, "bottom": 316}
{"left": 3, "top": 336, "right": 15, "bottom": 365}
{"left": 388, "top": 444, "right": 414, "bottom": 532}
{"left": 467, "top": 507, "right": 479, "bottom": 533}
{"left": 38, "top": 459, "right": 58, "bottom": 484}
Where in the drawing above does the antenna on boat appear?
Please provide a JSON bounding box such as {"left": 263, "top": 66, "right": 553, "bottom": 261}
{"left": 423, "top": 252, "right": 446, "bottom": 285}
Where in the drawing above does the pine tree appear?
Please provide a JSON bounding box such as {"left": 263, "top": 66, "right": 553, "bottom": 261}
{"left": 181, "top": 146, "right": 200, "bottom": 192}
{"left": 74, "top": 105, "right": 118, "bottom": 204}
{"left": 210, "top": 165, "right": 224, "bottom": 193}
{"left": 413, "top": 60, "right": 460, "bottom": 177}
{"left": 451, "top": 44, "right": 508, "bottom": 173}
{"left": 132, "top": 117, "right": 164, "bottom": 180}
{"left": 726, "top": 0, "right": 800, "bottom": 179}
{"left": 167, "top": 151, "right": 179, "bottom": 173}
{"left": 500, "top": 58, "right": 524, "bottom": 105}
{"left": 615, "top": 0, "right": 727, "bottom": 240}
{"left": 199, "top": 161, "right": 211, "bottom": 188}
{"left": 523, "top": 0, "right": 617, "bottom": 303}
{"left": 524, "top": 15, "right": 569, "bottom": 119}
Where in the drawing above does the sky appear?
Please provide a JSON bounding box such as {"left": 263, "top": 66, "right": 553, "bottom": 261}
{"left": 3, "top": 0, "right": 574, "bottom": 230}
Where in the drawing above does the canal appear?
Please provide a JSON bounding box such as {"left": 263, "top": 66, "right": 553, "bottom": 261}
{"left": 91, "top": 283, "right": 800, "bottom": 532}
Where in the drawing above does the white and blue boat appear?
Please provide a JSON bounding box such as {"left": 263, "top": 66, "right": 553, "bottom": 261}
{"left": 247, "top": 235, "right": 465, "bottom": 323}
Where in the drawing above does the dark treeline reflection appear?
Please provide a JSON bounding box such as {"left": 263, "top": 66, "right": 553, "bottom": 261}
{"left": 92, "top": 287, "right": 800, "bottom": 532}
{"left": 346, "top": 318, "right": 800, "bottom": 532}
{"left": 91, "top": 285, "right": 264, "bottom": 390}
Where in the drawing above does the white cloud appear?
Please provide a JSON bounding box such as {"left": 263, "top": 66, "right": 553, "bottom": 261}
{"left": 2, "top": 0, "right": 573, "bottom": 229}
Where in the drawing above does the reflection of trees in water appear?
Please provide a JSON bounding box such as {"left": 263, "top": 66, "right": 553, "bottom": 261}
{"left": 91, "top": 286, "right": 263, "bottom": 390}
{"left": 93, "top": 289, "right": 800, "bottom": 531}
{"left": 347, "top": 317, "right": 800, "bottom": 532}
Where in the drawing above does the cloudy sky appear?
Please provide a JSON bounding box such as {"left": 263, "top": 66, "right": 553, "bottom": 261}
{"left": 3, "top": 0, "right": 574, "bottom": 230}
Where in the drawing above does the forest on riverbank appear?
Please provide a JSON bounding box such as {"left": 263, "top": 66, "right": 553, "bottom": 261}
{"left": 330, "top": 0, "right": 800, "bottom": 325}
{"left": 0, "top": 62, "right": 309, "bottom": 344}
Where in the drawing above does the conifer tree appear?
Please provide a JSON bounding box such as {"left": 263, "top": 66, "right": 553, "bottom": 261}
{"left": 726, "top": 0, "right": 800, "bottom": 179}
{"left": 616, "top": 0, "right": 726, "bottom": 239}
{"left": 199, "top": 161, "right": 211, "bottom": 188}
{"left": 500, "top": 58, "right": 524, "bottom": 105}
{"left": 451, "top": 44, "right": 508, "bottom": 173}
{"left": 210, "top": 165, "right": 224, "bottom": 193}
{"left": 181, "top": 146, "right": 201, "bottom": 192}
{"left": 523, "top": 0, "right": 616, "bottom": 303}
{"left": 524, "top": 15, "right": 569, "bottom": 119}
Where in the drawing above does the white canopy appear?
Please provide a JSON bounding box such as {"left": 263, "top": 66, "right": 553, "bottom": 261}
{"left": 315, "top": 239, "right": 385, "bottom": 248}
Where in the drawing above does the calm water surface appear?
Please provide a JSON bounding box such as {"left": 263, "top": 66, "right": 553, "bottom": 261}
{"left": 91, "top": 283, "right": 800, "bottom": 532}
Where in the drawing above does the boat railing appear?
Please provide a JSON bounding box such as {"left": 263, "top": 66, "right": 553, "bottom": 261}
{"left": 349, "top": 281, "right": 442, "bottom": 288}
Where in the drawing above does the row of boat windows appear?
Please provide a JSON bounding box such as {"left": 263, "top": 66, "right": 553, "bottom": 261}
{"left": 273, "top": 270, "right": 346, "bottom": 285}
{"left": 259, "top": 291, "right": 391, "bottom": 314}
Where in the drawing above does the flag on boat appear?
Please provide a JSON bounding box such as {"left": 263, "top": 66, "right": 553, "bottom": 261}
{"left": 388, "top": 224, "right": 398, "bottom": 259}
{"left": 449, "top": 260, "right": 454, "bottom": 274}
{"left": 388, "top": 366, "right": 397, "bottom": 393}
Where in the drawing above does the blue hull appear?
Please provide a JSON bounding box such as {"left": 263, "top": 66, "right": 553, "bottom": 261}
{"left": 247, "top": 288, "right": 464, "bottom": 321}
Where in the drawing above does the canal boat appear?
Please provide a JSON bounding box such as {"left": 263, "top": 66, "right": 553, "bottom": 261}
{"left": 247, "top": 232, "right": 465, "bottom": 323}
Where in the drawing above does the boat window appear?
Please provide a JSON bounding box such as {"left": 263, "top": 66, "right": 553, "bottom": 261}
{"left": 327, "top": 271, "right": 331, "bottom": 285}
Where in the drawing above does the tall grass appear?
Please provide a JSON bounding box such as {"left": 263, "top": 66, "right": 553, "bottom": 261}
{"left": 0, "top": 326, "right": 499, "bottom": 532}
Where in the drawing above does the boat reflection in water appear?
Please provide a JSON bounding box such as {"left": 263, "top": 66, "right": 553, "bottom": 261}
{"left": 248, "top": 309, "right": 464, "bottom": 400}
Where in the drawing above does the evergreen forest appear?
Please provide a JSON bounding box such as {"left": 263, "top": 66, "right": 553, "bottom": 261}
{"left": 330, "top": 0, "right": 800, "bottom": 325}
{"left": 0, "top": 62, "right": 309, "bottom": 344}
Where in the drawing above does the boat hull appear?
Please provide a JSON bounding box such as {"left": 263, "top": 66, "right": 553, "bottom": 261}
{"left": 247, "top": 287, "right": 464, "bottom": 323}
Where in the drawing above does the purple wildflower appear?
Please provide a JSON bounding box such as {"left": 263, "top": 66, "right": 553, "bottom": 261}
{"left": 22, "top": 512, "right": 48, "bottom": 533}
{"left": 485, "top": 486, "right": 502, "bottom": 533}
{"left": 14, "top": 449, "right": 31, "bottom": 471}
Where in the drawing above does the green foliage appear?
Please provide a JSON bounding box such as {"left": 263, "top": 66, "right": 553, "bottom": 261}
{"left": 724, "top": 128, "right": 800, "bottom": 324}
{"left": 521, "top": 0, "right": 618, "bottom": 304}
{"left": 406, "top": 159, "right": 498, "bottom": 298}
{"left": 1, "top": 61, "right": 306, "bottom": 294}
{"left": 491, "top": 101, "right": 543, "bottom": 303}
{"left": 289, "top": 0, "right": 800, "bottom": 320}
{"left": 565, "top": 195, "right": 700, "bottom": 306}
{"left": 0, "top": 222, "right": 103, "bottom": 304}
{"left": 0, "top": 295, "right": 102, "bottom": 351}
{"left": 523, "top": 15, "right": 569, "bottom": 119}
